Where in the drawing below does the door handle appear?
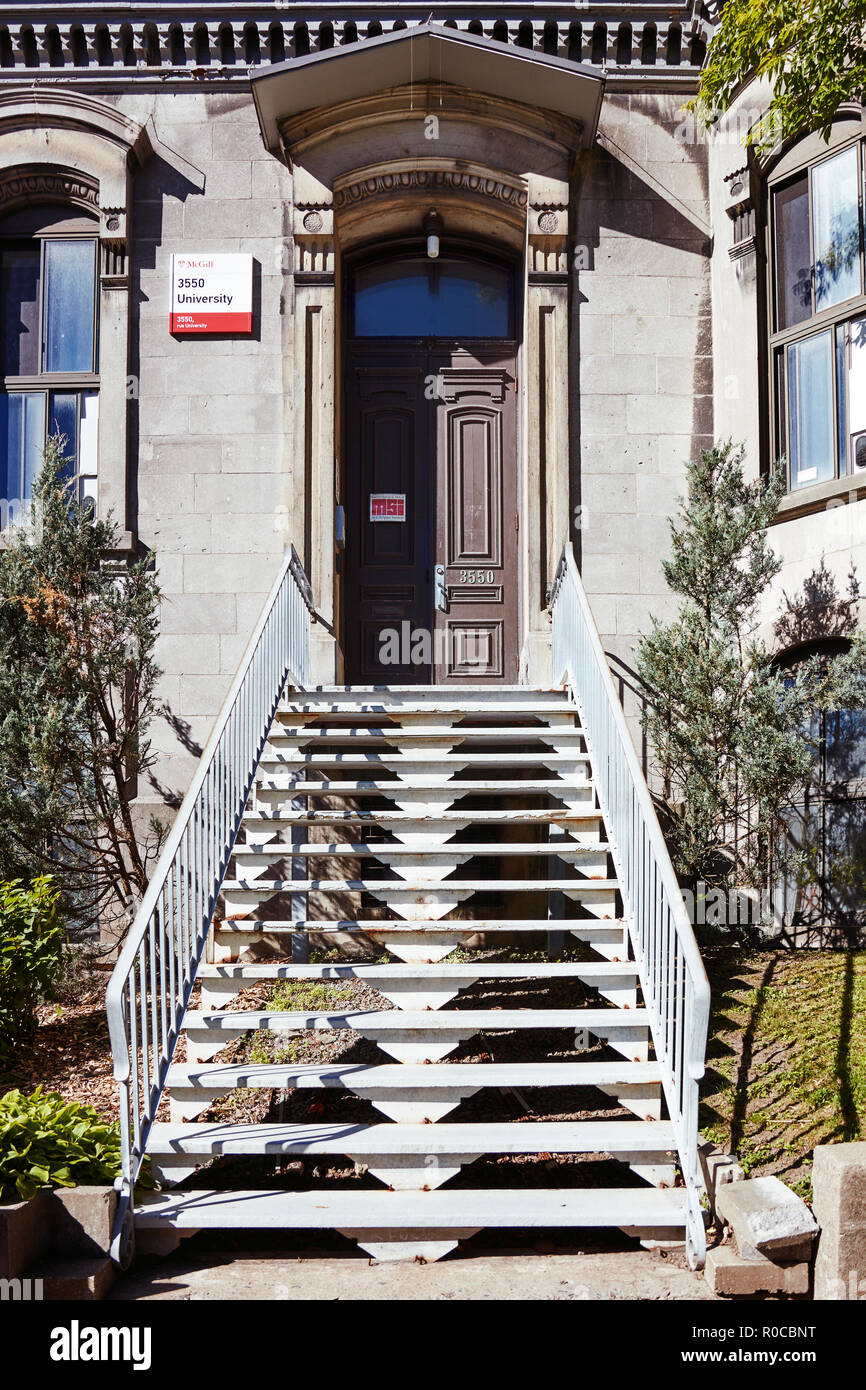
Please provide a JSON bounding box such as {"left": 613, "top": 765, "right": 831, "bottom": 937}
{"left": 434, "top": 564, "right": 447, "bottom": 612}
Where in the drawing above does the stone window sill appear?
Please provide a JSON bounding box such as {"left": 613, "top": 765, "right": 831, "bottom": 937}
{"left": 773, "top": 475, "right": 866, "bottom": 524}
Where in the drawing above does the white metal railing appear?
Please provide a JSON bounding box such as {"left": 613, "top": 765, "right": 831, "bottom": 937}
{"left": 550, "top": 541, "right": 710, "bottom": 1268}
{"left": 106, "top": 545, "right": 313, "bottom": 1265}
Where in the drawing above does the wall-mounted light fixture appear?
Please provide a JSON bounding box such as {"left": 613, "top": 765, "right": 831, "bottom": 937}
{"left": 423, "top": 207, "right": 443, "bottom": 260}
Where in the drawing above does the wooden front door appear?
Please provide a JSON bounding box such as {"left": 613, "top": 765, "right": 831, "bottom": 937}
{"left": 344, "top": 341, "right": 518, "bottom": 683}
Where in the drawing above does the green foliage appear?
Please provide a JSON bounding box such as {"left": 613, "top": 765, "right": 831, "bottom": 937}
{"left": 0, "top": 1086, "right": 122, "bottom": 1200}
{"left": 0, "top": 877, "right": 64, "bottom": 1044}
{"left": 690, "top": 0, "right": 866, "bottom": 152}
{"left": 636, "top": 442, "right": 813, "bottom": 899}
{"left": 0, "top": 437, "right": 165, "bottom": 934}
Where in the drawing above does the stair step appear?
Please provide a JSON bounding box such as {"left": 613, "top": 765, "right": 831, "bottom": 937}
{"left": 215, "top": 918, "right": 629, "bottom": 939}
{"left": 198, "top": 962, "right": 627, "bottom": 981}
{"left": 231, "top": 843, "right": 608, "bottom": 858}
{"left": 221, "top": 878, "right": 619, "bottom": 895}
{"left": 198, "top": 961, "right": 625, "bottom": 984}
{"left": 259, "top": 752, "right": 590, "bottom": 766}
{"left": 282, "top": 688, "right": 570, "bottom": 708}
{"left": 268, "top": 726, "right": 582, "bottom": 742}
{"left": 134, "top": 1187, "right": 687, "bottom": 1230}
{"left": 241, "top": 810, "right": 602, "bottom": 826}
{"left": 183, "top": 1008, "right": 649, "bottom": 1033}
{"left": 255, "top": 780, "right": 593, "bottom": 795}
{"left": 166, "top": 1059, "right": 662, "bottom": 1091}
{"left": 147, "top": 1119, "right": 675, "bottom": 1156}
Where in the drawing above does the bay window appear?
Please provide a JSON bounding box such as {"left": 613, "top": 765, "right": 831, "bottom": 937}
{"left": 1, "top": 206, "right": 99, "bottom": 521}
{"left": 770, "top": 136, "right": 866, "bottom": 491}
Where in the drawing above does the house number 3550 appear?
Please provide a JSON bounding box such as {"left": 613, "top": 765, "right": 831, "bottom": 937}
{"left": 460, "top": 569, "right": 495, "bottom": 584}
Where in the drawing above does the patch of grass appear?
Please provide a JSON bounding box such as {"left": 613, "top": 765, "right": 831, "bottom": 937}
{"left": 700, "top": 949, "right": 866, "bottom": 1200}
{"left": 247, "top": 1035, "right": 302, "bottom": 1066}
{"left": 266, "top": 981, "right": 356, "bottom": 1012}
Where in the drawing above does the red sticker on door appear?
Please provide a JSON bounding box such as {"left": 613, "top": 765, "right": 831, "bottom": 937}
{"left": 369, "top": 493, "right": 406, "bottom": 521}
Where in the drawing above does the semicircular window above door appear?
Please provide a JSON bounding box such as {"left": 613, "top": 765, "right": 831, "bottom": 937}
{"left": 352, "top": 256, "right": 513, "bottom": 337}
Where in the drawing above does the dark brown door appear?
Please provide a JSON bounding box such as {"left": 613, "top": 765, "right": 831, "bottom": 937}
{"left": 344, "top": 342, "right": 518, "bottom": 684}
{"left": 432, "top": 347, "right": 518, "bottom": 682}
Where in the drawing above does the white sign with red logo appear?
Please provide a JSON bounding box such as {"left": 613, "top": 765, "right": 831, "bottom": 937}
{"left": 369, "top": 493, "right": 406, "bottom": 521}
{"left": 170, "top": 253, "right": 253, "bottom": 334}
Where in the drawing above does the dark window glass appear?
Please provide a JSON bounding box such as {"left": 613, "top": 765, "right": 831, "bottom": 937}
{"left": 50, "top": 392, "right": 78, "bottom": 480}
{"left": 42, "top": 239, "right": 96, "bottom": 372}
{"left": 774, "top": 174, "right": 811, "bottom": 330}
{"left": 1, "top": 245, "right": 40, "bottom": 375}
{"left": 354, "top": 258, "right": 511, "bottom": 337}
{"left": 825, "top": 707, "right": 866, "bottom": 783}
{"left": 0, "top": 390, "right": 46, "bottom": 504}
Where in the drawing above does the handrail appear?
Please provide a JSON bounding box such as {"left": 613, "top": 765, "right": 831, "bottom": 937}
{"left": 550, "top": 541, "right": 710, "bottom": 1268}
{"left": 106, "top": 544, "right": 312, "bottom": 1264}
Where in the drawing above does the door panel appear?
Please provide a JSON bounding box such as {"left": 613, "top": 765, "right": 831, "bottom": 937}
{"left": 345, "top": 353, "right": 431, "bottom": 682}
{"left": 344, "top": 343, "right": 518, "bottom": 684}
{"left": 434, "top": 352, "right": 518, "bottom": 682}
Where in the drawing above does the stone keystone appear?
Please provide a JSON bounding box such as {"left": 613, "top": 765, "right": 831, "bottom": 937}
{"left": 716, "top": 1175, "right": 818, "bottom": 1264}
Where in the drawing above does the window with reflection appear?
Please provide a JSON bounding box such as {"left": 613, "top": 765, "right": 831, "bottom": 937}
{"left": 1, "top": 204, "right": 99, "bottom": 522}
{"left": 770, "top": 136, "right": 866, "bottom": 491}
{"left": 776, "top": 639, "right": 866, "bottom": 934}
{"left": 352, "top": 256, "right": 512, "bottom": 338}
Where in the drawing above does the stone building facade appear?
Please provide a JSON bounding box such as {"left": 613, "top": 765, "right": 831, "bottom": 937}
{"left": 0, "top": 4, "right": 863, "bottom": 934}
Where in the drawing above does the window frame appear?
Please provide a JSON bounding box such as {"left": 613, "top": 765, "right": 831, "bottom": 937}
{"left": 767, "top": 128, "right": 866, "bottom": 494}
{"left": 347, "top": 245, "right": 517, "bottom": 341}
{"left": 1, "top": 220, "right": 100, "bottom": 508}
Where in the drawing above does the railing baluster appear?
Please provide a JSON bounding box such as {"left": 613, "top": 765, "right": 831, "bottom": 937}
{"left": 550, "top": 541, "right": 710, "bottom": 1269}
{"left": 106, "top": 548, "right": 314, "bottom": 1265}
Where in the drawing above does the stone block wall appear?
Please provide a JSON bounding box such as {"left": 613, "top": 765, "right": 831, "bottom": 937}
{"left": 112, "top": 91, "right": 295, "bottom": 812}
{"left": 574, "top": 93, "right": 712, "bottom": 746}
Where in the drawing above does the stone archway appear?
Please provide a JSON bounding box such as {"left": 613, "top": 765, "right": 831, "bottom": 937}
{"left": 252, "top": 24, "right": 603, "bottom": 682}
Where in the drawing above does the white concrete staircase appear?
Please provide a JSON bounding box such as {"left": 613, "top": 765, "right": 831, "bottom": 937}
{"left": 134, "top": 685, "right": 691, "bottom": 1261}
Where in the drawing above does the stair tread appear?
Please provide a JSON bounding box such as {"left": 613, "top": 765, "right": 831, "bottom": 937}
{"left": 279, "top": 706, "right": 577, "bottom": 719}
{"left": 268, "top": 727, "right": 582, "bottom": 740}
{"left": 222, "top": 877, "right": 618, "bottom": 892}
{"left": 148, "top": 1119, "right": 675, "bottom": 1154}
{"left": 199, "top": 962, "right": 627, "bottom": 979}
{"left": 257, "top": 778, "right": 592, "bottom": 789}
{"left": 134, "top": 1187, "right": 687, "bottom": 1229}
{"left": 232, "top": 843, "right": 608, "bottom": 857}
{"left": 183, "top": 1008, "right": 649, "bottom": 1030}
{"left": 259, "top": 753, "right": 590, "bottom": 764}
{"left": 216, "top": 920, "right": 629, "bottom": 937}
{"left": 167, "top": 1059, "right": 662, "bottom": 1088}
{"left": 242, "top": 811, "right": 602, "bottom": 824}
{"left": 257, "top": 780, "right": 593, "bottom": 793}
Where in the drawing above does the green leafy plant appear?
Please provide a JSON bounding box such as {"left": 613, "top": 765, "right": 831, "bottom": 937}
{"left": 0, "top": 1087, "right": 122, "bottom": 1200}
{"left": 636, "top": 442, "right": 812, "bottom": 902}
{"left": 0, "top": 876, "right": 64, "bottom": 1044}
{"left": 689, "top": 0, "right": 866, "bottom": 153}
{"left": 0, "top": 437, "right": 165, "bottom": 936}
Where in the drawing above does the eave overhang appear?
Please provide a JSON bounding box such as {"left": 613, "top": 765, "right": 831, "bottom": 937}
{"left": 251, "top": 22, "right": 605, "bottom": 156}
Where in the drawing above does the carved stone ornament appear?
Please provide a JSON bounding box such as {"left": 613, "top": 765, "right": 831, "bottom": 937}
{"left": 334, "top": 169, "right": 528, "bottom": 211}
{"left": 0, "top": 168, "right": 99, "bottom": 213}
